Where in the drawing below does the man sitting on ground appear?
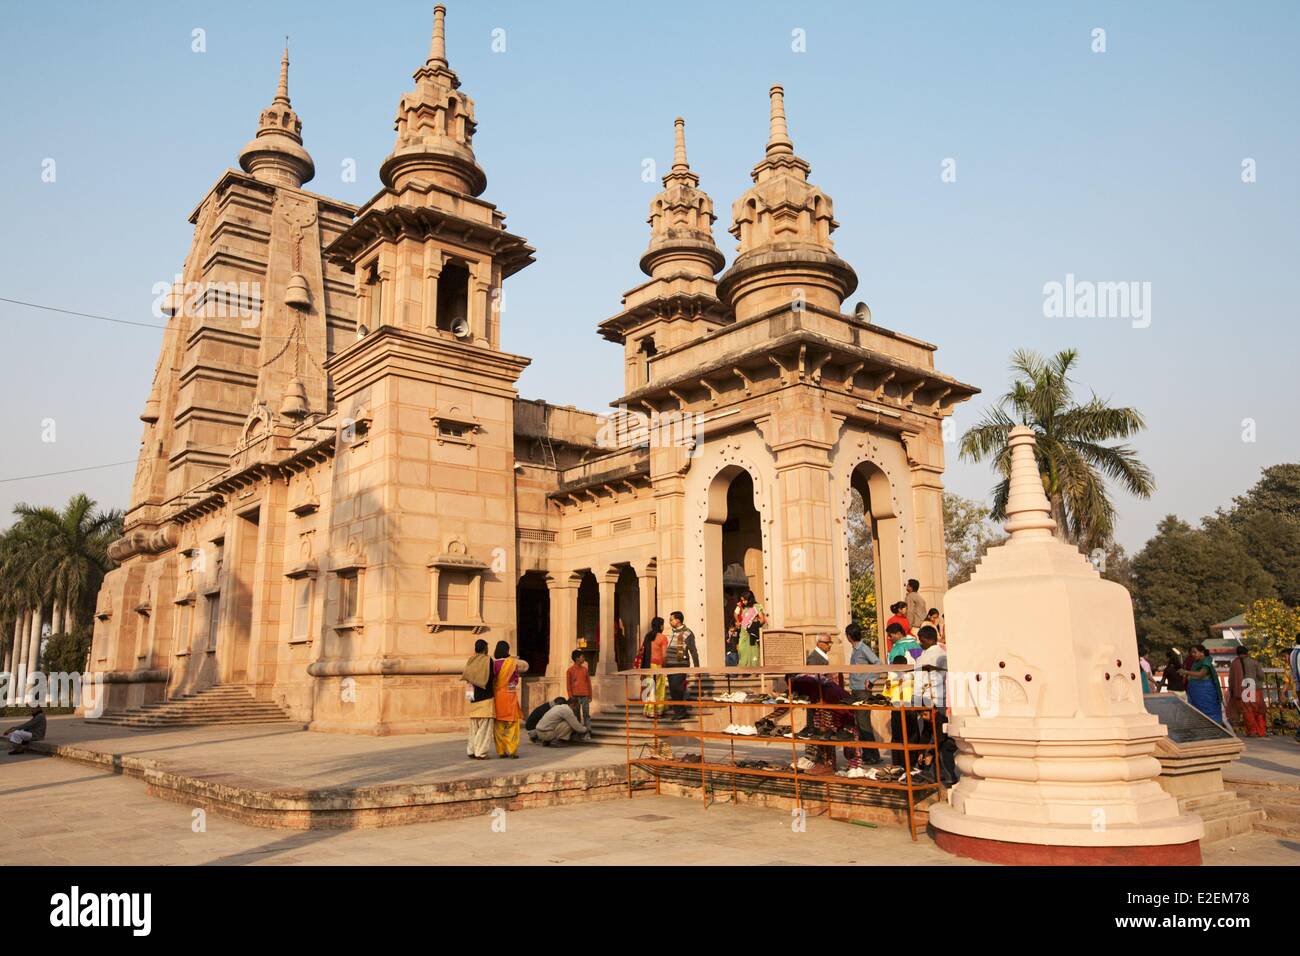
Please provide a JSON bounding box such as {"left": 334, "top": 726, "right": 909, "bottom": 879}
{"left": 5, "top": 705, "right": 46, "bottom": 755}
{"left": 531, "top": 696, "right": 588, "bottom": 746}
{"left": 525, "top": 698, "right": 556, "bottom": 742}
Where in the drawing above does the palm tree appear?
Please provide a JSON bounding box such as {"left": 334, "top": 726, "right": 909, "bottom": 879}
{"left": 959, "top": 348, "right": 1154, "bottom": 551}
{"left": 9, "top": 494, "right": 123, "bottom": 632}
{"left": 0, "top": 495, "right": 123, "bottom": 671}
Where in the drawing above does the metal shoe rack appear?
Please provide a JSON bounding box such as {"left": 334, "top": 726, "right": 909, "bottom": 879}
{"left": 621, "top": 669, "right": 944, "bottom": 841}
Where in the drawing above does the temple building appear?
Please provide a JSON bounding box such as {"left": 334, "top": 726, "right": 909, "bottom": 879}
{"left": 88, "top": 6, "right": 978, "bottom": 733}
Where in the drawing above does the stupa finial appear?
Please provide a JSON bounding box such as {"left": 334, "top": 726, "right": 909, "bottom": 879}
{"left": 1003, "top": 425, "right": 1058, "bottom": 540}
{"left": 765, "top": 85, "right": 794, "bottom": 157}
{"left": 428, "top": 4, "right": 448, "bottom": 67}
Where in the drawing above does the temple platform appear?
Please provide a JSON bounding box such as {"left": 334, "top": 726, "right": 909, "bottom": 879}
{"left": 29, "top": 715, "right": 636, "bottom": 830}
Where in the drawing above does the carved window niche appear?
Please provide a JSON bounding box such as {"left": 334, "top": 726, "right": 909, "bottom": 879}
{"left": 173, "top": 591, "right": 196, "bottom": 657}
{"left": 430, "top": 406, "right": 481, "bottom": 447}
{"left": 426, "top": 542, "right": 488, "bottom": 634}
{"left": 290, "top": 483, "right": 320, "bottom": 517}
{"left": 331, "top": 558, "right": 365, "bottom": 632}
{"left": 285, "top": 562, "right": 318, "bottom": 645}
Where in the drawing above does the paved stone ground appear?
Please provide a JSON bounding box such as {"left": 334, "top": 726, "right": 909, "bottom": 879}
{"left": 4, "top": 718, "right": 1295, "bottom": 865}
{"left": 1, "top": 753, "right": 973, "bottom": 866}
{"left": 1223, "top": 735, "right": 1300, "bottom": 786}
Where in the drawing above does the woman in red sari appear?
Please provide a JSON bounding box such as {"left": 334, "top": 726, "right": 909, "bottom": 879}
{"left": 492, "top": 640, "right": 529, "bottom": 758}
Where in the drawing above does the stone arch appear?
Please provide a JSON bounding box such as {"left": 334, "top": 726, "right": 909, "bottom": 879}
{"left": 697, "top": 455, "right": 773, "bottom": 666}
{"left": 833, "top": 429, "right": 914, "bottom": 655}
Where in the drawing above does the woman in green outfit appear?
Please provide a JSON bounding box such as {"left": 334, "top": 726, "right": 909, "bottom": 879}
{"left": 732, "top": 590, "right": 766, "bottom": 667}
{"left": 1182, "top": 643, "right": 1225, "bottom": 725}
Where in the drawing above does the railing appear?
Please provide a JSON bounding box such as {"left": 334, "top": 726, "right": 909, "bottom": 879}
{"left": 620, "top": 664, "right": 943, "bottom": 841}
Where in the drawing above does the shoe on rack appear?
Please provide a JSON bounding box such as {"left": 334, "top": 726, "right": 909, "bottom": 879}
{"left": 795, "top": 756, "right": 816, "bottom": 771}
{"left": 794, "top": 727, "right": 818, "bottom": 739}
{"left": 834, "top": 728, "right": 856, "bottom": 740}
{"left": 847, "top": 767, "right": 868, "bottom": 779}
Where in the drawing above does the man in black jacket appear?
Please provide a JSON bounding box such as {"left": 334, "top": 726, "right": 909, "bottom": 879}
{"left": 664, "top": 612, "right": 699, "bottom": 719}
{"left": 5, "top": 705, "right": 46, "bottom": 754}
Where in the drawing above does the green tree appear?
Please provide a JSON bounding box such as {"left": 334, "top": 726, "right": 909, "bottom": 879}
{"left": 1216, "top": 464, "right": 1300, "bottom": 605}
{"left": 959, "top": 348, "right": 1154, "bottom": 552}
{"left": 1131, "top": 515, "right": 1275, "bottom": 655}
{"left": 1242, "top": 598, "right": 1300, "bottom": 669}
{"left": 0, "top": 494, "right": 122, "bottom": 669}
{"left": 943, "top": 492, "right": 1005, "bottom": 586}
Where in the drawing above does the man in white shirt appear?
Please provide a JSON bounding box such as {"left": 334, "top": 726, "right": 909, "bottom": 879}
{"left": 916, "top": 626, "right": 947, "bottom": 707}
{"left": 915, "top": 625, "right": 955, "bottom": 784}
{"left": 531, "top": 697, "right": 588, "bottom": 746}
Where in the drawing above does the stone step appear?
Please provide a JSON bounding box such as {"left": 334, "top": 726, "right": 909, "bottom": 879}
{"left": 88, "top": 685, "right": 295, "bottom": 728}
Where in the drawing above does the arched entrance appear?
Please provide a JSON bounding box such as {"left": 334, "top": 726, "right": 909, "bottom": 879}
{"left": 848, "top": 460, "right": 903, "bottom": 658}
{"left": 516, "top": 571, "right": 550, "bottom": 677}
{"left": 703, "top": 465, "right": 766, "bottom": 666}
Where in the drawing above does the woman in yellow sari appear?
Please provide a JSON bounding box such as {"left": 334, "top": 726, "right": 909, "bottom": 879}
{"left": 492, "top": 640, "right": 529, "bottom": 758}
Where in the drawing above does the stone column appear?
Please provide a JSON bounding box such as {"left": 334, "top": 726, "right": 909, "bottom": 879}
{"left": 636, "top": 563, "right": 657, "bottom": 658}
{"left": 596, "top": 571, "right": 618, "bottom": 677}
{"left": 773, "top": 456, "right": 838, "bottom": 634}
{"left": 906, "top": 427, "right": 950, "bottom": 613}
{"left": 420, "top": 248, "right": 443, "bottom": 331}
{"left": 546, "top": 576, "right": 579, "bottom": 681}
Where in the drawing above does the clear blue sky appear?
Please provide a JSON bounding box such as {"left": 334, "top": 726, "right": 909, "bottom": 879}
{"left": 1, "top": 0, "right": 1296, "bottom": 553}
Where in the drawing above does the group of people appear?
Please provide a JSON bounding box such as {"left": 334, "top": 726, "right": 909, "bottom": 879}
{"left": 797, "top": 618, "right": 954, "bottom": 783}
{"left": 1145, "top": 642, "right": 1270, "bottom": 736}
{"left": 637, "top": 611, "right": 700, "bottom": 718}
{"left": 462, "top": 639, "right": 597, "bottom": 759}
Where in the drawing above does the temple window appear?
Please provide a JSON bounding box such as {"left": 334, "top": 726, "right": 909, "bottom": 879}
{"left": 436, "top": 260, "right": 470, "bottom": 334}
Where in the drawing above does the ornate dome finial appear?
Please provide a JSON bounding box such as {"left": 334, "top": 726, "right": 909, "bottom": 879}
{"left": 238, "top": 43, "right": 314, "bottom": 189}
{"left": 380, "top": 3, "right": 487, "bottom": 196}
{"left": 717, "top": 85, "right": 856, "bottom": 321}
{"left": 640, "top": 117, "right": 723, "bottom": 279}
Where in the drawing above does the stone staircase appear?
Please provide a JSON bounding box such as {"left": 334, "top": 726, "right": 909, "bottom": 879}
{"left": 588, "top": 674, "right": 782, "bottom": 745}
{"left": 88, "top": 685, "right": 300, "bottom": 729}
{"left": 1227, "top": 779, "right": 1300, "bottom": 839}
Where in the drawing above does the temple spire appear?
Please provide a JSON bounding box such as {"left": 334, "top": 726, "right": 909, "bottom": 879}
{"left": 238, "top": 43, "right": 314, "bottom": 188}
{"left": 381, "top": 3, "right": 485, "bottom": 195}
{"left": 672, "top": 117, "right": 689, "bottom": 171}
{"left": 274, "top": 40, "right": 290, "bottom": 106}
{"left": 428, "top": 4, "right": 448, "bottom": 67}
{"left": 765, "top": 85, "right": 793, "bottom": 157}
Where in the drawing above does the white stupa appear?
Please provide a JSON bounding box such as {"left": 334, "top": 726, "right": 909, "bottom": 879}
{"left": 929, "top": 426, "right": 1204, "bottom": 864}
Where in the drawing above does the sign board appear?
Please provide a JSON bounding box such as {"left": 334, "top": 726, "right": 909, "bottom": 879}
{"left": 760, "top": 629, "right": 806, "bottom": 670}
{"left": 1143, "top": 694, "right": 1235, "bottom": 745}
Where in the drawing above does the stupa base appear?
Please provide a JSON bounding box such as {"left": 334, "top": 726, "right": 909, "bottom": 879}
{"left": 929, "top": 804, "right": 1203, "bottom": 865}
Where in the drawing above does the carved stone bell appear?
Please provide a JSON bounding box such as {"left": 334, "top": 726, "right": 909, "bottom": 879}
{"left": 285, "top": 271, "right": 311, "bottom": 310}
{"left": 279, "top": 376, "right": 309, "bottom": 420}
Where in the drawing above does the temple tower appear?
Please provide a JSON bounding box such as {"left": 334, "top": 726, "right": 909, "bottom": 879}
{"left": 315, "top": 4, "right": 535, "bottom": 733}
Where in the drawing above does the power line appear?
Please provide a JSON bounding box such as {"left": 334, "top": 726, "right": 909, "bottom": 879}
{"left": 0, "top": 296, "right": 165, "bottom": 330}
{"left": 0, "top": 295, "right": 341, "bottom": 342}
{"left": 0, "top": 460, "right": 138, "bottom": 484}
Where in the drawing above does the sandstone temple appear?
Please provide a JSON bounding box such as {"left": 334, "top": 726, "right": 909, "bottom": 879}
{"left": 89, "top": 6, "right": 978, "bottom": 733}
